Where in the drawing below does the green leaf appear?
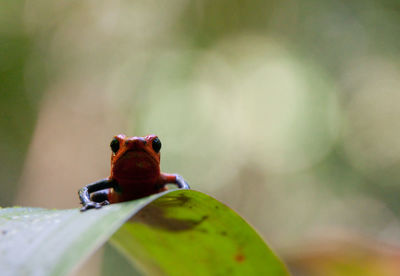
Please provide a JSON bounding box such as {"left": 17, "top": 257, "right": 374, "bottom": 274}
{"left": 0, "top": 190, "right": 289, "bottom": 276}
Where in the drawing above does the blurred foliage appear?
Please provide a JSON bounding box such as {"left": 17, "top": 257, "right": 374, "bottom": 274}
{"left": 2, "top": 0, "right": 400, "bottom": 275}
{"left": 287, "top": 236, "right": 400, "bottom": 276}
{"left": 0, "top": 0, "right": 46, "bottom": 204}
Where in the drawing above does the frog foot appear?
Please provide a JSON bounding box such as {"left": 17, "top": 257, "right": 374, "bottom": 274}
{"left": 80, "top": 200, "right": 109, "bottom": 212}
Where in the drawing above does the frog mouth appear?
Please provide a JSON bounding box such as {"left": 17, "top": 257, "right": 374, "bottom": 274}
{"left": 122, "top": 149, "right": 158, "bottom": 164}
{"left": 113, "top": 149, "right": 159, "bottom": 179}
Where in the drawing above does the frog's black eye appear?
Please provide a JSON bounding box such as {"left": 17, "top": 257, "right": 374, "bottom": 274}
{"left": 110, "top": 138, "right": 120, "bottom": 154}
{"left": 152, "top": 137, "right": 161, "bottom": 153}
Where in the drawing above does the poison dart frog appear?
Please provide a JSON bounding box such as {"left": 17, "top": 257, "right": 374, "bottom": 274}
{"left": 78, "top": 134, "right": 190, "bottom": 211}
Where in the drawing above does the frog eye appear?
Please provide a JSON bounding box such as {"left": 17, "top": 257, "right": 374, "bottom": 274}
{"left": 152, "top": 137, "right": 161, "bottom": 153}
{"left": 110, "top": 138, "right": 120, "bottom": 154}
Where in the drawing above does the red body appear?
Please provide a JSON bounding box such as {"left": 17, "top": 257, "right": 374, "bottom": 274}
{"left": 107, "top": 134, "right": 176, "bottom": 203}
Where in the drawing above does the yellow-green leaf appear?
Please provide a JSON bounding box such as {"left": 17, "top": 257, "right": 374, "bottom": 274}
{"left": 0, "top": 190, "right": 289, "bottom": 276}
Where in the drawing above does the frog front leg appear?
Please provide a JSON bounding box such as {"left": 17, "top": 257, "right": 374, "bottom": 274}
{"left": 160, "top": 173, "right": 190, "bottom": 190}
{"left": 175, "top": 174, "right": 190, "bottom": 189}
{"left": 78, "top": 178, "right": 118, "bottom": 212}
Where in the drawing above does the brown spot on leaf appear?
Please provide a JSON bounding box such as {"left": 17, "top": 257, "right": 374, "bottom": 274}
{"left": 235, "top": 253, "right": 246, "bottom": 263}
{"left": 132, "top": 203, "right": 208, "bottom": 232}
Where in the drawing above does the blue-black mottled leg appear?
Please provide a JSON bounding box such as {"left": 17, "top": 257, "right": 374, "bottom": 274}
{"left": 175, "top": 174, "right": 190, "bottom": 189}
{"left": 78, "top": 178, "right": 118, "bottom": 212}
{"left": 91, "top": 190, "right": 109, "bottom": 203}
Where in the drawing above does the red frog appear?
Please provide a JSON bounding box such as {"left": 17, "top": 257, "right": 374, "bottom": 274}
{"left": 79, "top": 134, "right": 190, "bottom": 211}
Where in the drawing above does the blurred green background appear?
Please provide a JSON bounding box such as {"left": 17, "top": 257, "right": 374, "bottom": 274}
{"left": 2, "top": 0, "right": 400, "bottom": 275}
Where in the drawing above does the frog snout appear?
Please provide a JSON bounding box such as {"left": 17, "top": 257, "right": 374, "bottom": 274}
{"left": 125, "top": 137, "right": 147, "bottom": 149}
